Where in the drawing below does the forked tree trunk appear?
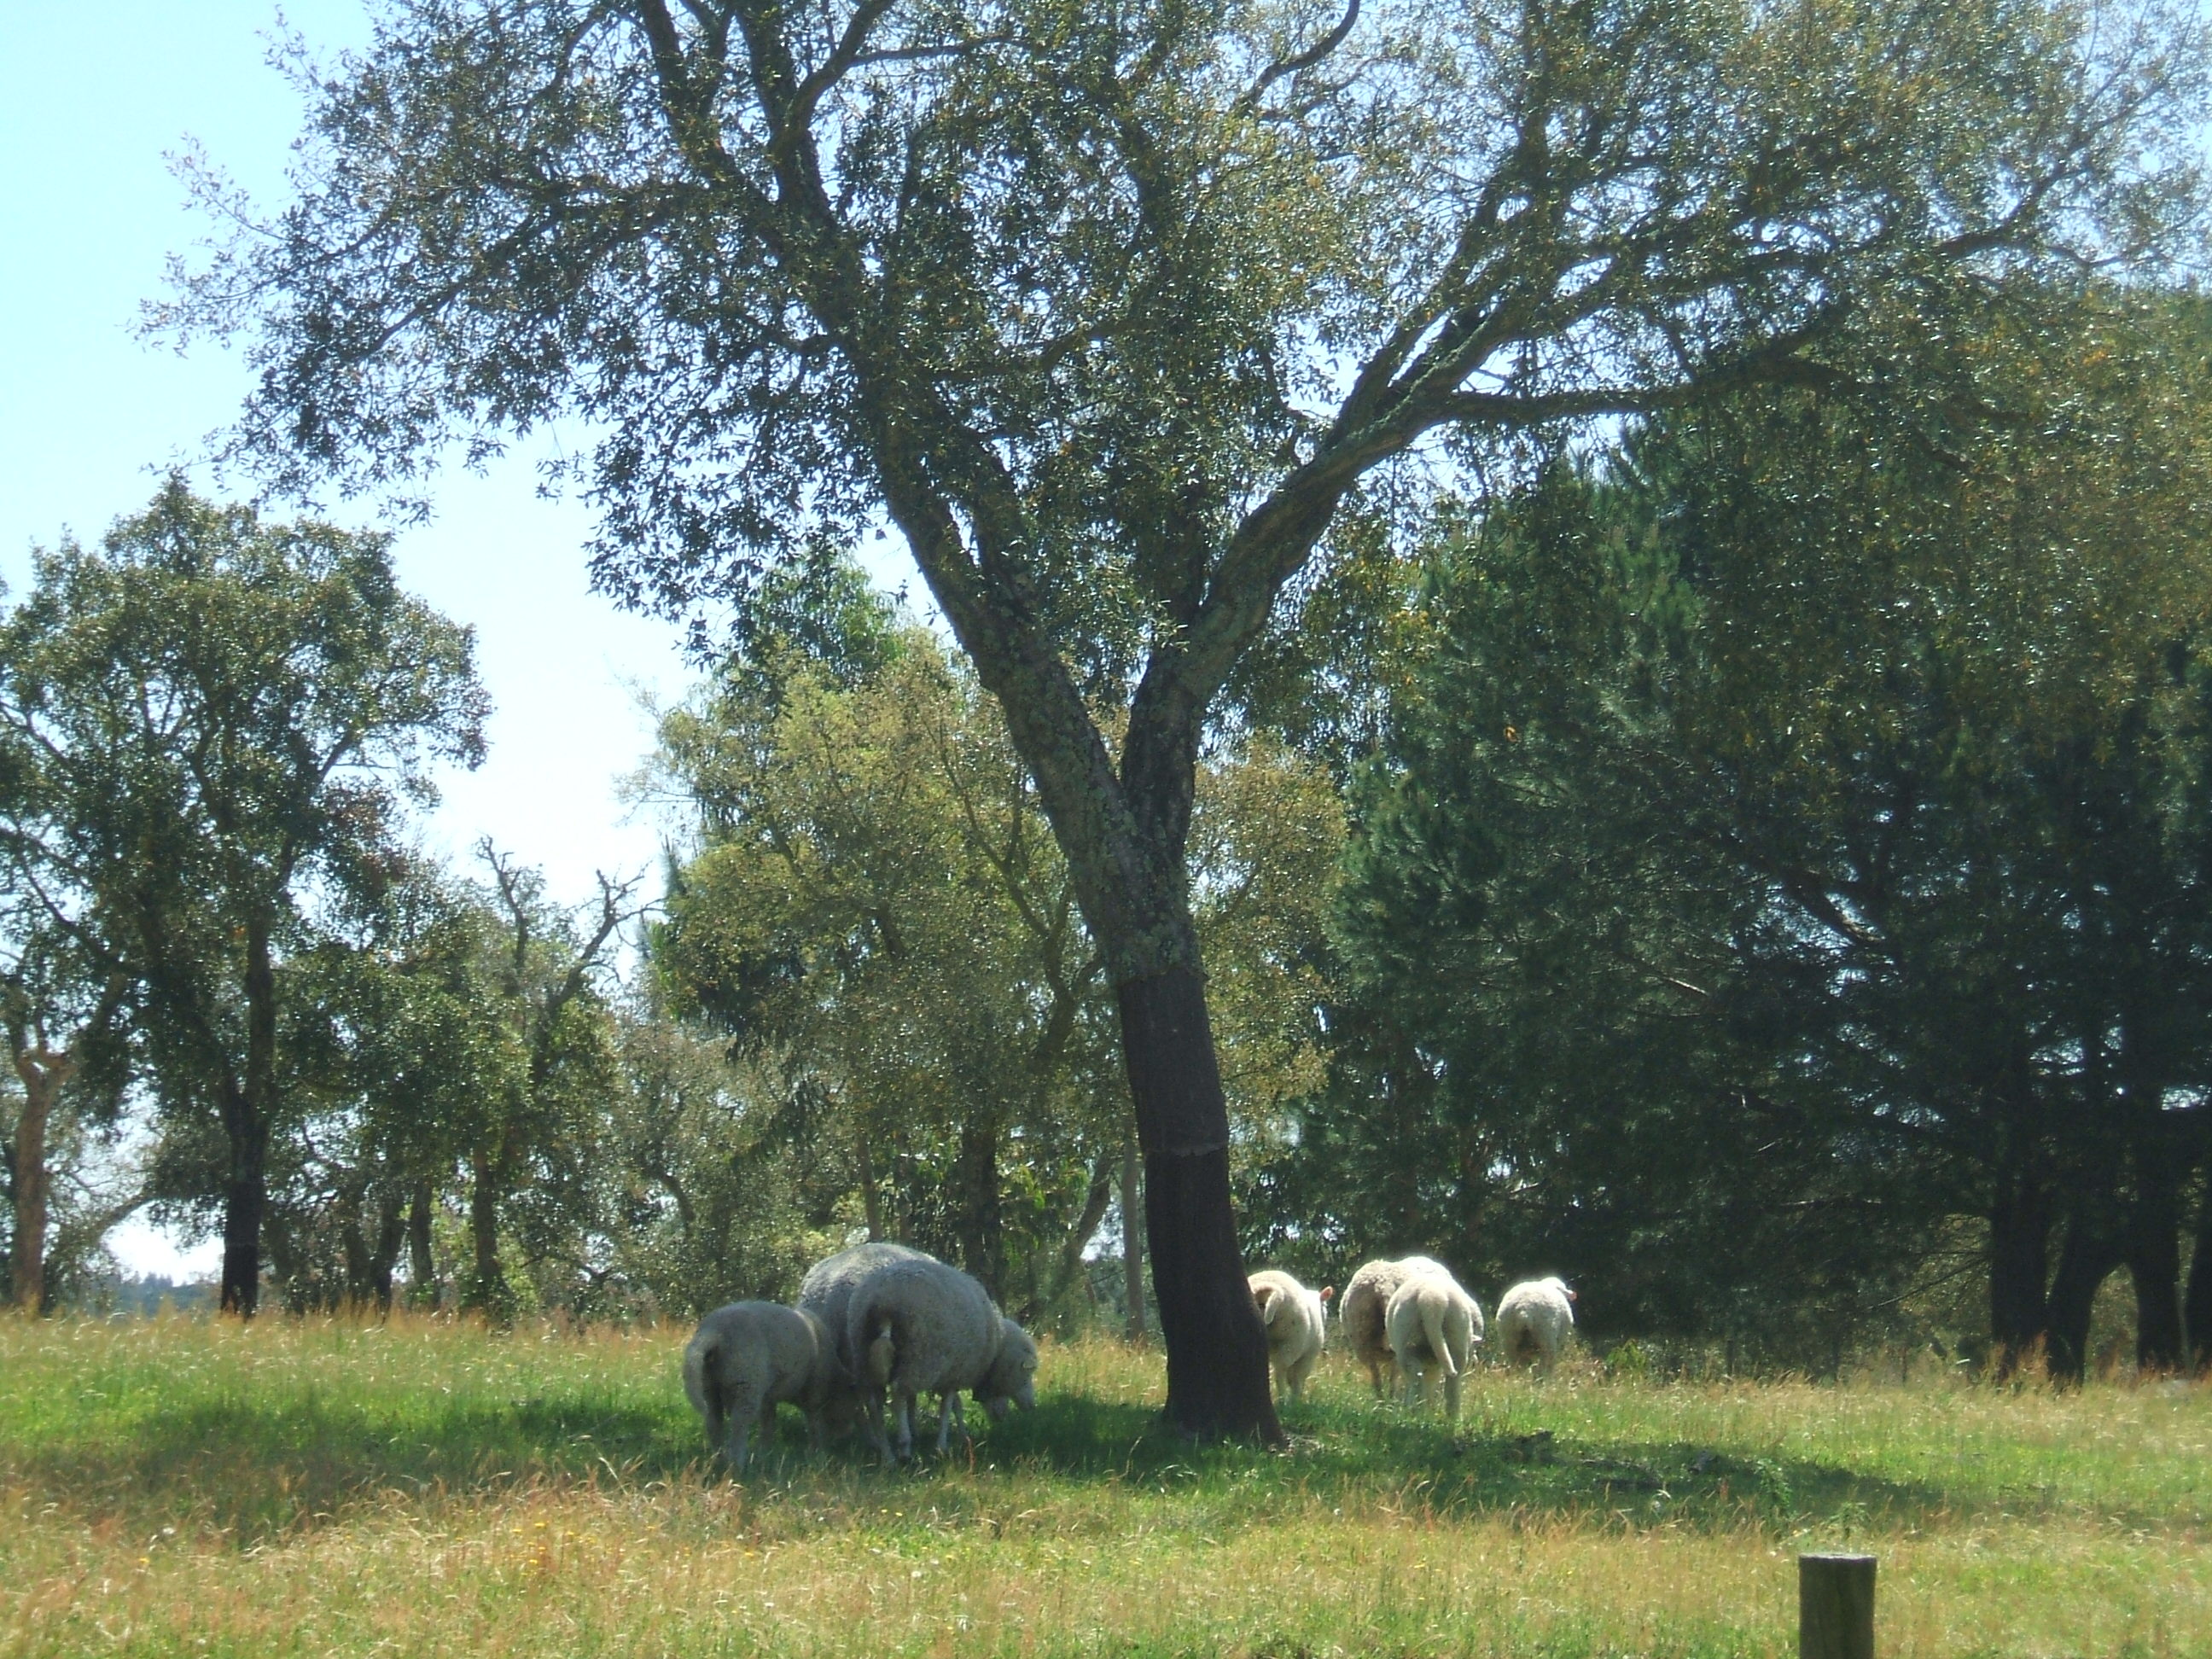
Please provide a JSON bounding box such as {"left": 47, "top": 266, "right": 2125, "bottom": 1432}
{"left": 1119, "top": 966, "right": 1280, "bottom": 1442}
{"left": 6, "top": 1057, "right": 62, "bottom": 1312}
{"left": 2045, "top": 1216, "right": 2122, "bottom": 1384}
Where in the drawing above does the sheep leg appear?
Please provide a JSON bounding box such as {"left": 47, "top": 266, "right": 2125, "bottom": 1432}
{"left": 701, "top": 1389, "right": 729, "bottom": 1462}
{"left": 864, "top": 1385, "right": 896, "bottom": 1468}
{"left": 935, "top": 1391, "right": 956, "bottom": 1455}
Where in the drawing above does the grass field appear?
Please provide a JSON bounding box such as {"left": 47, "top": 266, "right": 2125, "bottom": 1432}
{"left": 0, "top": 1314, "right": 2204, "bottom": 1657}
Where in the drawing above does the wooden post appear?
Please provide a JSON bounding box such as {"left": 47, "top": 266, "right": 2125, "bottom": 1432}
{"left": 1799, "top": 1553, "right": 1876, "bottom": 1659}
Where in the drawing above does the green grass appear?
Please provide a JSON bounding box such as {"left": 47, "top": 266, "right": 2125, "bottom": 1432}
{"left": 1, "top": 1314, "right": 2204, "bottom": 1656}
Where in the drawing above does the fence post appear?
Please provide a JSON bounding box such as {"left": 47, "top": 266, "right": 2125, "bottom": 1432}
{"left": 1798, "top": 1553, "right": 1876, "bottom": 1659}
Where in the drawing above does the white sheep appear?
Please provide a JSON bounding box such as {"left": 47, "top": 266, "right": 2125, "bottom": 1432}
{"left": 1384, "top": 1266, "right": 1484, "bottom": 1420}
{"left": 845, "top": 1252, "right": 1036, "bottom": 1464}
{"left": 977, "top": 1316, "right": 1040, "bottom": 1420}
{"left": 1248, "top": 1269, "right": 1334, "bottom": 1403}
{"left": 1340, "top": 1255, "right": 1448, "bottom": 1396}
{"left": 681, "top": 1301, "right": 847, "bottom": 1472}
{"left": 796, "top": 1239, "right": 930, "bottom": 1380}
{"left": 1493, "top": 1276, "right": 1576, "bottom": 1374}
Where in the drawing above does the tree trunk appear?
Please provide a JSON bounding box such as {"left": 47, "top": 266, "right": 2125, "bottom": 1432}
{"left": 2128, "top": 1165, "right": 2186, "bottom": 1372}
{"left": 1119, "top": 967, "right": 1280, "bottom": 1441}
{"left": 2185, "top": 1177, "right": 2212, "bottom": 1375}
{"left": 2045, "top": 1214, "right": 2122, "bottom": 1384}
{"left": 957, "top": 1111, "right": 1004, "bottom": 1301}
{"left": 1988, "top": 1177, "right": 2052, "bottom": 1377}
{"left": 6, "top": 1059, "right": 61, "bottom": 1313}
{"left": 1049, "top": 1151, "right": 1117, "bottom": 1309}
{"left": 466, "top": 1149, "right": 506, "bottom": 1318}
{"left": 1121, "top": 1133, "right": 1146, "bottom": 1344}
{"left": 369, "top": 1187, "right": 405, "bottom": 1313}
{"left": 218, "top": 1077, "right": 268, "bottom": 1318}
{"left": 407, "top": 1179, "right": 438, "bottom": 1308}
{"left": 221, "top": 914, "right": 281, "bottom": 1318}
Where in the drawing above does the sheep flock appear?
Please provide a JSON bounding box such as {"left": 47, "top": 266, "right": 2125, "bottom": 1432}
{"left": 683, "top": 1242, "right": 1575, "bottom": 1472}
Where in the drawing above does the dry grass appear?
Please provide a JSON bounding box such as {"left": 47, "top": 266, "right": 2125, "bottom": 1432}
{"left": 1, "top": 1313, "right": 2203, "bottom": 1656}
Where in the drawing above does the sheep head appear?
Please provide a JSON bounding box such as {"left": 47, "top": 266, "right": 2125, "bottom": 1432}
{"left": 980, "top": 1317, "right": 1039, "bottom": 1417}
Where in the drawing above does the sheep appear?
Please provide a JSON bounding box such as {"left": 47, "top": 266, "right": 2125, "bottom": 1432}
{"left": 1339, "top": 1255, "right": 1449, "bottom": 1396}
{"left": 1384, "top": 1265, "right": 1484, "bottom": 1421}
{"left": 796, "top": 1239, "right": 931, "bottom": 1380}
{"left": 1493, "top": 1276, "right": 1577, "bottom": 1374}
{"left": 844, "top": 1252, "right": 1035, "bottom": 1464}
{"left": 1248, "top": 1269, "right": 1334, "bottom": 1403}
{"left": 681, "top": 1301, "right": 847, "bottom": 1473}
{"left": 976, "top": 1316, "right": 1040, "bottom": 1420}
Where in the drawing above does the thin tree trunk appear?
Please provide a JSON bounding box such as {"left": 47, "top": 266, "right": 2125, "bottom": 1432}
{"left": 1119, "top": 967, "right": 1279, "bottom": 1441}
{"left": 1050, "top": 1152, "right": 1117, "bottom": 1307}
{"left": 6, "top": 1060, "right": 61, "bottom": 1313}
{"left": 958, "top": 1111, "right": 1004, "bottom": 1301}
{"left": 407, "top": 1179, "right": 438, "bottom": 1308}
{"left": 856, "top": 1127, "right": 883, "bottom": 1241}
{"left": 1121, "top": 1132, "right": 1146, "bottom": 1344}
{"left": 1988, "top": 1176, "right": 2052, "bottom": 1377}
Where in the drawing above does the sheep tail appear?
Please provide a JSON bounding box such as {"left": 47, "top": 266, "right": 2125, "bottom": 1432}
{"left": 682, "top": 1331, "right": 716, "bottom": 1418}
{"left": 1421, "top": 1296, "right": 1458, "bottom": 1379}
{"left": 865, "top": 1317, "right": 897, "bottom": 1388}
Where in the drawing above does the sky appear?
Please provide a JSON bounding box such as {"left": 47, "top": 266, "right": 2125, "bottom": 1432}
{"left": 0, "top": 3, "right": 915, "bottom": 1277}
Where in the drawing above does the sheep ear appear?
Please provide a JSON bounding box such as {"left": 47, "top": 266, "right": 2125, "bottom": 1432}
{"left": 1566, "top": 1289, "right": 1579, "bottom": 1301}
{"left": 1320, "top": 1286, "right": 1336, "bottom": 1303}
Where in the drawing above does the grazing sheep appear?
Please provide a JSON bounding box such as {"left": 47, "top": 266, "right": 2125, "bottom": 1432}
{"left": 1385, "top": 1266, "right": 1484, "bottom": 1421}
{"left": 976, "top": 1316, "right": 1040, "bottom": 1420}
{"left": 1340, "top": 1255, "right": 1448, "bottom": 1396}
{"left": 1248, "top": 1269, "right": 1334, "bottom": 1403}
{"left": 846, "top": 1253, "right": 1027, "bottom": 1464}
{"left": 796, "top": 1239, "right": 931, "bottom": 1380}
{"left": 681, "top": 1301, "right": 846, "bottom": 1473}
{"left": 1494, "top": 1276, "right": 1576, "bottom": 1374}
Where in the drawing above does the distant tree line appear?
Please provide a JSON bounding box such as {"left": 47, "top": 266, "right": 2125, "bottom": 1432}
{"left": 0, "top": 489, "right": 1334, "bottom": 1330}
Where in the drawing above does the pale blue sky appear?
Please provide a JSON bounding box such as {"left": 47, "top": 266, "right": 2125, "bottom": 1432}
{"left": 0, "top": 3, "right": 915, "bottom": 1274}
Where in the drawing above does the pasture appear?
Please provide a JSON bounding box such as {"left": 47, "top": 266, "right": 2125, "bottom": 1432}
{"left": 0, "top": 1315, "right": 2203, "bottom": 1657}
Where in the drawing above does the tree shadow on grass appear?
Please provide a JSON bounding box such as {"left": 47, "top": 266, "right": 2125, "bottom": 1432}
{"left": 0, "top": 1377, "right": 2100, "bottom": 1544}
{"left": 6, "top": 1388, "right": 704, "bottom": 1539}
{"left": 981, "top": 1389, "right": 1962, "bottom": 1534}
